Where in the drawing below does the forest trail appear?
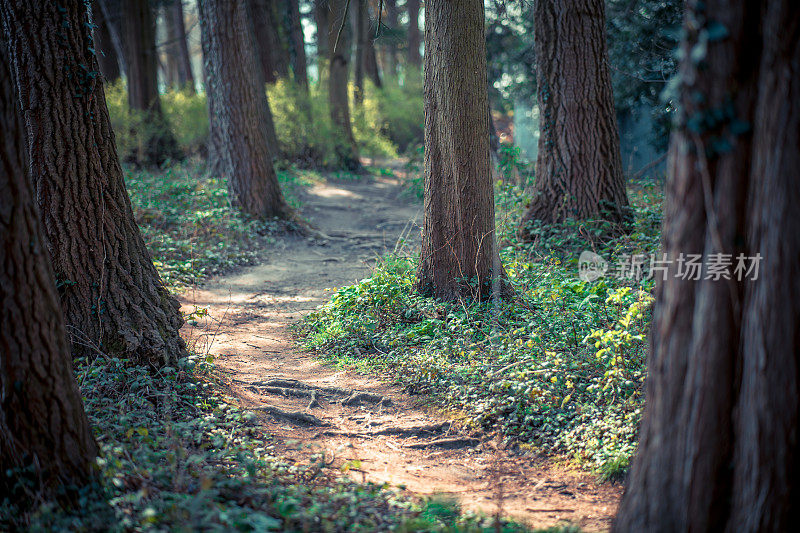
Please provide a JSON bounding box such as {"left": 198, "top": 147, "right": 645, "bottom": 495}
{"left": 180, "top": 173, "right": 621, "bottom": 531}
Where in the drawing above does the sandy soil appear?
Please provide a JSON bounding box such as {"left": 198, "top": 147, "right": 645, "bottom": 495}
{"left": 180, "top": 174, "right": 621, "bottom": 531}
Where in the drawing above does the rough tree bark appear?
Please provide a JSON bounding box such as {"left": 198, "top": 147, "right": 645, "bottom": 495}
{"left": 517, "top": 0, "right": 630, "bottom": 233}
{"left": 286, "top": 0, "right": 309, "bottom": 89}
{"left": 327, "top": 0, "right": 361, "bottom": 169}
{"left": 1, "top": 0, "right": 186, "bottom": 368}
{"left": 163, "top": 0, "right": 196, "bottom": 93}
{"left": 614, "top": 0, "right": 800, "bottom": 531}
{"left": 406, "top": 0, "right": 421, "bottom": 68}
{"left": 199, "top": 0, "right": 293, "bottom": 220}
{"left": 0, "top": 38, "right": 98, "bottom": 507}
{"left": 122, "top": 0, "right": 182, "bottom": 166}
{"left": 249, "top": 0, "right": 291, "bottom": 83}
{"left": 92, "top": 0, "right": 121, "bottom": 82}
{"left": 416, "top": 0, "right": 509, "bottom": 302}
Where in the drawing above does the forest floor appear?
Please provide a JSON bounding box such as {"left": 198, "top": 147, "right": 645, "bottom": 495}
{"left": 179, "top": 172, "right": 622, "bottom": 531}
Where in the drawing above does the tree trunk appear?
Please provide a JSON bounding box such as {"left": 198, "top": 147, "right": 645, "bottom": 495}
{"left": 286, "top": 0, "right": 309, "bottom": 89}
{"left": 406, "top": 0, "right": 421, "bottom": 68}
{"left": 327, "top": 0, "right": 360, "bottom": 170}
{"left": 379, "top": 0, "right": 398, "bottom": 80}
{"left": 0, "top": 37, "right": 98, "bottom": 508}
{"left": 315, "top": 0, "right": 329, "bottom": 64}
{"left": 517, "top": 0, "right": 629, "bottom": 233}
{"left": 614, "top": 0, "right": 800, "bottom": 531}
{"left": 122, "top": 0, "right": 182, "bottom": 166}
{"left": 199, "top": 0, "right": 293, "bottom": 220}
{"left": 2, "top": 0, "right": 186, "bottom": 368}
{"left": 92, "top": 0, "right": 121, "bottom": 82}
{"left": 248, "top": 0, "right": 290, "bottom": 83}
{"left": 353, "top": 0, "right": 366, "bottom": 105}
{"left": 416, "top": 0, "right": 509, "bottom": 302}
{"left": 95, "top": 0, "right": 127, "bottom": 78}
{"left": 364, "top": 5, "right": 382, "bottom": 89}
{"left": 164, "top": 0, "right": 196, "bottom": 93}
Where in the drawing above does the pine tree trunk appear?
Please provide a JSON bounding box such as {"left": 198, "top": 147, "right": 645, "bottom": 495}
{"left": 353, "top": 0, "right": 367, "bottom": 105}
{"left": 327, "top": 0, "right": 360, "bottom": 170}
{"left": 518, "top": 0, "right": 629, "bottom": 232}
{"left": 199, "top": 0, "right": 293, "bottom": 220}
{"left": 248, "top": 0, "right": 290, "bottom": 83}
{"left": 286, "top": 0, "right": 309, "bottom": 89}
{"left": 614, "top": 0, "right": 800, "bottom": 530}
{"left": 92, "top": 0, "right": 121, "bottom": 82}
{"left": 406, "top": 0, "right": 421, "bottom": 68}
{"left": 2, "top": 0, "right": 186, "bottom": 368}
{"left": 122, "top": 0, "right": 182, "bottom": 166}
{"left": 164, "top": 0, "right": 195, "bottom": 93}
{"left": 380, "top": 0, "right": 398, "bottom": 80}
{"left": 0, "top": 38, "right": 98, "bottom": 508}
{"left": 416, "top": 0, "right": 509, "bottom": 302}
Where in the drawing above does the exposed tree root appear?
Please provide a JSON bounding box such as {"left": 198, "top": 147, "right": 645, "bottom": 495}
{"left": 320, "top": 422, "right": 453, "bottom": 440}
{"left": 404, "top": 437, "right": 480, "bottom": 450}
{"left": 253, "top": 405, "right": 330, "bottom": 426}
{"left": 243, "top": 378, "right": 390, "bottom": 406}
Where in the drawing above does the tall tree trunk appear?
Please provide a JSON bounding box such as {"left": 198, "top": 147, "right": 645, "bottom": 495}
{"left": 353, "top": 0, "right": 367, "bottom": 105}
{"left": 0, "top": 37, "right": 98, "bottom": 508}
{"left": 406, "top": 0, "right": 421, "bottom": 68}
{"left": 199, "top": 0, "right": 293, "bottom": 220}
{"left": 248, "top": 0, "right": 290, "bottom": 83}
{"left": 95, "top": 0, "right": 127, "bottom": 78}
{"left": 286, "top": 0, "right": 309, "bottom": 90}
{"left": 164, "top": 0, "right": 196, "bottom": 93}
{"left": 614, "top": 0, "right": 800, "bottom": 531}
{"left": 315, "top": 0, "right": 329, "bottom": 65}
{"left": 416, "top": 0, "right": 509, "bottom": 302}
{"left": 2, "top": 0, "right": 186, "bottom": 368}
{"left": 92, "top": 0, "right": 121, "bottom": 82}
{"left": 122, "top": 0, "right": 182, "bottom": 166}
{"left": 327, "top": 0, "right": 360, "bottom": 170}
{"left": 379, "top": 0, "right": 398, "bottom": 80}
{"left": 363, "top": 3, "right": 382, "bottom": 89}
{"left": 517, "top": 0, "right": 629, "bottom": 233}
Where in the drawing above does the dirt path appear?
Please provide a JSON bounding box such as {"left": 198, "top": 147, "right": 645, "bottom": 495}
{"left": 180, "top": 175, "right": 621, "bottom": 531}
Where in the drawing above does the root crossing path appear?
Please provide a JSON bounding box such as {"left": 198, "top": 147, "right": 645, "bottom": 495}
{"left": 181, "top": 175, "right": 621, "bottom": 530}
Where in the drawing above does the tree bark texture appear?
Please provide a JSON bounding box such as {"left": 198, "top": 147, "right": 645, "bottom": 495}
{"left": 406, "top": 0, "right": 421, "bottom": 68}
{"left": 327, "top": 0, "right": 360, "bottom": 169}
{"left": 122, "top": 0, "right": 182, "bottom": 166}
{"left": 1, "top": 0, "right": 186, "bottom": 368}
{"left": 614, "top": 0, "right": 800, "bottom": 531}
{"left": 518, "top": 0, "right": 630, "bottom": 232}
{"left": 199, "top": 0, "right": 293, "bottom": 220}
{"left": 416, "top": 0, "right": 509, "bottom": 302}
{"left": 286, "top": 0, "right": 309, "bottom": 89}
{"left": 0, "top": 38, "right": 98, "bottom": 507}
{"left": 249, "top": 0, "right": 291, "bottom": 83}
{"left": 92, "top": 0, "right": 121, "bottom": 82}
{"left": 163, "top": 0, "right": 196, "bottom": 93}
{"left": 315, "top": 0, "right": 329, "bottom": 63}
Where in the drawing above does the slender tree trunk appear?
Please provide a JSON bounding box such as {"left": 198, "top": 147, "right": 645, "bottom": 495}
{"left": 122, "top": 0, "right": 182, "bottom": 166}
{"left": 416, "top": 0, "right": 509, "bottom": 302}
{"left": 614, "top": 0, "right": 800, "bottom": 531}
{"left": 327, "top": 0, "right": 360, "bottom": 169}
{"left": 286, "top": 0, "right": 309, "bottom": 89}
{"left": 315, "top": 0, "right": 329, "bottom": 65}
{"left": 96, "top": 0, "right": 127, "bottom": 77}
{"left": 517, "top": 0, "right": 629, "bottom": 233}
{"left": 353, "top": 0, "right": 367, "bottom": 105}
{"left": 164, "top": 0, "right": 196, "bottom": 93}
{"left": 406, "top": 0, "right": 421, "bottom": 69}
{"left": 92, "top": 0, "right": 121, "bottom": 82}
{"left": 2, "top": 0, "right": 186, "bottom": 368}
{"left": 0, "top": 37, "right": 98, "bottom": 508}
{"left": 199, "top": 0, "right": 293, "bottom": 220}
{"left": 249, "top": 0, "right": 290, "bottom": 83}
{"left": 364, "top": 31, "right": 382, "bottom": 88}
{"left": 380, "top": 0, "right": 398, "bottom": 80}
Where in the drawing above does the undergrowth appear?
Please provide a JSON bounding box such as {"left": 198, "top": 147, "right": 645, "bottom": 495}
{"left": 301, "top": 176, "right": 663, "bottom": 481}
{"left": 126, "top": 161, "right": 317, "bottom": 289}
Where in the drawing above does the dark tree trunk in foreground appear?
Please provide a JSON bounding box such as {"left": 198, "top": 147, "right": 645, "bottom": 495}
{"left": 416, "top": 0, "right": 509, "bottom": 301}
{"left": 249, "top": 0, "right": 290, "bottom": 83}
{"left": 92, "top": 0, "right": 121, "bottom": 82}
{"left": 164, "top": 0, "right": 195, "bottom": 93}
{"left": 518, "top": 0, "right": 629, "bottom": 233}
{"left": 287, "top": 0, "right": 309, "bottom": 89}
{"left": 615, "top": 0, "right": 800, "bottom": 531}
{"left": 406, "top": 0, "right": 421, "bottom": 68}
{"left": 199, "top": 0, "right": 292, "bottom": 220}
{"left": 122, "top": 0, "right": 182, "bottom": 166}
{"left": 0, "top": 39, "right": 98, "bottom": 507}
{"left": 2, "top": 0, "right": 186, "bottom": 368}
{"left": 327, "top": 0, "right": 360, "bottom": 169}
